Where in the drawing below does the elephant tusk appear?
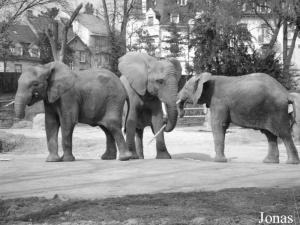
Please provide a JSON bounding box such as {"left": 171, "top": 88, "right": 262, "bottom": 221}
{"left": 176, "top": 99, "right": 181, "bottom": 105}
{"left": 4, "top": 100, "right": 15, "bottom": 107}
{"left": 162, "top": 102, "right": 167, "bottom": 118}
{"left": 147, "top": 124, "right": 167, "bottom": 145}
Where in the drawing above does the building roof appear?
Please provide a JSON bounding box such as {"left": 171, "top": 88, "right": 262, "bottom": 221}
{"left": 27, "top": 14, "right": 75, "bottom": 41}
{"left": 68, "top": 35, "right": 91, "bottom": 53}
{"left": 7, "top": 24, "right": 38, "bottom": 44}
{"left": 76, "top": 13, "right": 109, "bottom": 36}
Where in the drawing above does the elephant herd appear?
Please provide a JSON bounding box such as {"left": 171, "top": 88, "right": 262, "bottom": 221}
{"left": 14, "top": 51, "right": 300, "bottom": 164}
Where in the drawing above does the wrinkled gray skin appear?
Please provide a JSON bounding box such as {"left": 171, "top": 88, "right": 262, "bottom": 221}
{"left": 177, "top": 72, "right": 300, "bottom": 164}
{"left": 15, "top": 62, "right": 132, "bottom": 162}
{"left": 289, "top": 92, "right": 300, "bottom": 142}
{"left": 116, "top": 52, "right": 182, "bottom": 159}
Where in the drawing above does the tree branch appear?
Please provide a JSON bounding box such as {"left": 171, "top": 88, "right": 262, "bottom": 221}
{"left": 59, "top": 3, "right": 82, "bottom": 61}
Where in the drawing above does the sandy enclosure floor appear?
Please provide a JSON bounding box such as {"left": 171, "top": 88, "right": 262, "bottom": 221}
{"left": 0, "top": 125, "right": 300, "bottom": 200}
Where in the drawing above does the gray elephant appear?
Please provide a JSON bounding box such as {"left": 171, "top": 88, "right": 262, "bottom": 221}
{"left": 177, "top": 72, "right": 300, "bottom": 164}
{"left": 289, "top": 92, "right": 300, "bottom": 142}
{"left": 116, "top": 52, "right": 182, "bottom": 159}
{"left": 14, "top": 62, "right": 132, "bottom": 162}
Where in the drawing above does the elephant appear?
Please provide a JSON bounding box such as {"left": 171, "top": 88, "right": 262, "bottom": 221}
{"left": 117, "top": 52, "right": 182, "bottom": 159}
{"left": 177, "top": 72, "right": 300, "bottom": 164}
{"left": 289, "top": 92, "right": 300, "bottom": 142}
{"left": 14, "top": 61, "right": 132, "bottom": 162}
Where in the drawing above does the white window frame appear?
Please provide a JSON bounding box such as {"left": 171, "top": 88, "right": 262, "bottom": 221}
{"left": 79, "top": 51, "right": 86, "bottom": 63}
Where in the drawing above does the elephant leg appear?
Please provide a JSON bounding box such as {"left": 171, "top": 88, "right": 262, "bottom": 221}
{"left": 211, "top": 108, "right": 229, "bottom": 162}
{"left": 261, "top": 130, "right": 279, "bottom": 163}
{"left": 106, "top": 122, "right": 132, "bottom": 161}
{"left": 281, "top": 134, "right": 300, "bottom": 164}
{"left": 100, "top": 125, "right": 117, "bottom": 160}
{"left": 125, "top": 112, "right": 139, "bottom": 159}
{"left": 151, "top": 112, "right": 171, "bottom": 159}
{"left": 60, "top": 121, "right": 76, "bottom": 162}
{"left": 45, "top": 110, "right": 60, "bottom": 162}
{"left": 135, "top": 128, "right": 144, "bottom": 159}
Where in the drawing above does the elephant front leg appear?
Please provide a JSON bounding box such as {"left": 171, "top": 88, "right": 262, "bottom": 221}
{"left": 135, "top": 128, "right": 144, "bottom": 159}
{"left": 151, "top": 112, "right": 171, "bottom": 159}
{"left": 262, "top": 130, "right": 279, "bottom": 163}
{"left": 60, "top": 120, "right": 76, "bottom": 162}
{"left": 45, "top": 111, "right": 60, "bottom": 162}
{"left": 125, "top": 112, "right": 139, "bottom": 159}
{"left": 100, "top": 125, "right": 117, "bottom": 160}
{"left": 211, "top": 109, "right": 229, "bottom": 162}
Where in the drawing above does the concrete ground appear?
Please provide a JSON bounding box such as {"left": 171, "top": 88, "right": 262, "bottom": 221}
{"left": 1, "top": 125, "right": 300, "bottom": 200}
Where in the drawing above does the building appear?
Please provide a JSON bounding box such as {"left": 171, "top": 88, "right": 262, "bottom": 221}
{"left": 23, "top": 10, "right": 92, "bottom": 71}
{"left": 129, "top": 0, "right": 300, "bottom": 76}
{"left": 72, "top": 13, "right": 111, "bottom": 69}
{"left": 0, "top": 24, "right": 42, "bottom": 73}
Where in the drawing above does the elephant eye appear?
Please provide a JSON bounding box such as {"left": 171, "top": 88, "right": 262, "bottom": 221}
{"left": 156, "top": 79, "right": 164, "bottom": 85}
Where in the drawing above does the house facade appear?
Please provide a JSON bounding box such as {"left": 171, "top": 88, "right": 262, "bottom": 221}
{"left": 72, "top": 13, "right": 111, "bottom": 69}
{"left": 0, "top": 24, "right": 42, "bottom": 73}
{"left": 23, "top": 10, "right": 91, "bottom": 71}
{"left": 130, "top": 0, "right": 300, "bottom": 76}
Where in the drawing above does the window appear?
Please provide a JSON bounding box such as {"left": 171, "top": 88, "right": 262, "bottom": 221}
{"left": 11, "top": 44, "right": 23, "bottom": 56}
{"left": 258, "top": 24, "right": 269, "bottom": 44}
{"left": 69, "top": 61, "right": 74, "bottom": 70}
{"left": 170, "top": 13, "right": 180, "bottom": 23}
{"left": 177, "top": 0, "right": 187, "bottom": 6}
{"left": 79, "top": 51, "right": 86, "bottom": 63}
{"left": 148, "top": 16, "right": 154, "bottom": 26}
{"left": 29, "top": 46, "right": 40, "bottom": 58}
{"left": 15, "top": 64, "right": 22, "bottom": 73}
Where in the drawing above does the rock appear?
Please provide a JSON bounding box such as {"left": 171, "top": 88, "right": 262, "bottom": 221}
{"left": 11, "top": 120, "right": 32, "bottom": 129}
{"left": 33, "top": 113, "right": 45, "bottom": 130}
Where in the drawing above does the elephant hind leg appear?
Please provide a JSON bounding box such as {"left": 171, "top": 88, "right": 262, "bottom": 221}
{"left": 100, "top": 125, "right": 117, "bottom": 160}
{"left": 103, "top": 121, "right": 132, "bottom": 161}
{"left": 261, "top": 129, "right": 279, "bottom": 163}
{"left": 280, "top": 133, "right": 300, "bottom": 164}
{"left": 135, "top": 128, "right": 144, "bottom": 159}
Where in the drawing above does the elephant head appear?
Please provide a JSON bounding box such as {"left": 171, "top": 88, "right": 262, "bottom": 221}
{"left": 177, "top": 72, "right": 212, "bottom": 118}
{"left": 15, "top": 62, "right": 75, "bottom": 119}
{"left": 118, "top": 52, "right": 182, "bottom": 132}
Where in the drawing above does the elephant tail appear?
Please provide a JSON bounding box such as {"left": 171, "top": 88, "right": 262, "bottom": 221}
{"left": 288, "top": 96, "right": 296, "bottom": 129}
{"left": 123, "top": 96, "right": 130, "bottom": 134}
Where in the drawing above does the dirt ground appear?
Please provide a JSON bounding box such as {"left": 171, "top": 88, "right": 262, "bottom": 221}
{"left": 1, "top": 125, "right": 300, "bottom": 224}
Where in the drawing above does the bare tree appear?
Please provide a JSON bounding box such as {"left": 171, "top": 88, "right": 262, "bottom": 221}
{"left": 250, "top": 0, "right": 300, "bottom": 73}
{"left": 101, "top": 0, "right": 139, "bottom": 73}
{"left": 0, "top": 0, "right": 69, "bottom": 33}
{"left": 45, "top": 4, "right": 83, "bottom": 62}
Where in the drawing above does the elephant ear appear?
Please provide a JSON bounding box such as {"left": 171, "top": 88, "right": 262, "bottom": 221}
{"left": 193, "top": 72, "right": 212, "bottom": 105}
{"left": 118, "top": 53, "right": 149, "bottom": 96}
{"left": 44, "top": 62, "right": 76, "bottom": 103}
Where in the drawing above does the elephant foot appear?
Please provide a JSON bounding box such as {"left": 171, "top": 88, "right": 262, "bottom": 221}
{"left": 286, "top": 157, "right": 300, "bottom": 164}
{"left": 156, "top": 151, "right": 171, "bottom": 159}
{"left": 119, "top": 151, "right": 133, "bottom": 161}
{"left": 61, "top": 154, "right": 75, "bottom": 162}
{"left": 46, "top": 154, "right": 61, "bottom": 162}
{"left": 129, "top": 152, "right": 140, "bottom": 160}
{"left": 101, "top": 152, "right": 117, "bottom": 160}
{"left": 263, "top": 156, "right": 279, "bottom": 164}
{"left": 214, "top": 155, "right": 228, "bottom": 163}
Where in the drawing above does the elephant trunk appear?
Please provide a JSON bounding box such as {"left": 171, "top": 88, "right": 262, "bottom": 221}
{"left": 164, "top": 102, "right": 178, "bottom": 132}
{"left": 14, "top": 93, "right": 29, "bottom": 119}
